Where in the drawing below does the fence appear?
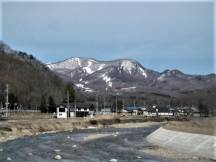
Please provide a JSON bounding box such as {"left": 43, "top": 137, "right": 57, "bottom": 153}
{"left": 0, "top": 109, "right": 40, "bottom": 113}
{"left": 0, "top": 109, "right": 55, "bottom": 120}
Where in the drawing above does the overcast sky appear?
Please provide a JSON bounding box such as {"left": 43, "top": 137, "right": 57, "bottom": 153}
{"left": 1, "top": 1, "right": 214, "bottom": 74}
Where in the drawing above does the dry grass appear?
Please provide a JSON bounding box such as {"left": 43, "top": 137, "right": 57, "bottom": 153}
{"left": 163, "top": 117, "right": 216, "bottom": 135}
{"left": 8, "top": 112, "right": 53, "bottom": 120}
{"left": 0, "top": 118, "right": 88, "bottom": 142}
{"left": 0, "top": 113, "right": 120, "bottom": 143}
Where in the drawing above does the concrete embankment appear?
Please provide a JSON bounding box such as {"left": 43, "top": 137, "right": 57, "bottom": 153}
{"left": 147, "top": 127, "right": 216, "bottom": 160}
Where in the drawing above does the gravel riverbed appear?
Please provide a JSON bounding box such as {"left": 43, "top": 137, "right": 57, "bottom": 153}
{"left": 0, "top": 123, "right": 213, "bottom": 162}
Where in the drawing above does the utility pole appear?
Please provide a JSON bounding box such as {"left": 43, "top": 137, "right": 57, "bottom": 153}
{"left": 5, "top": 84, "right": 9, "bottom": 118}
{"left": 74, "top": 88, "right": 76, "bottom": 117}
{"left": 133, "top": 99, "right": 136, "bottom": 108}
{"left": 115, "top": 94, "right": 118, "bottom": 114}
{"left": 103, "top": 97, "right": 105, "bottom": 110}
{"left": 96, "top": 93, "right": 98, "bottom": 113}
{"left": 104, "top": 88, "right": 107, "bottom": 110}
{"left": 67, "top": 90, "right": 69, "bottom": 118}
{"left": 74, "top": 97, "right": 77, "bottom": 117}
{"left": 122, "top": 97, "right": 124, "bottom": 110}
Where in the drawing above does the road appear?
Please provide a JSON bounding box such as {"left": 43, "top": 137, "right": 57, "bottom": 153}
{"left": 0, "top": 124, "right": 213, "bottom": 162}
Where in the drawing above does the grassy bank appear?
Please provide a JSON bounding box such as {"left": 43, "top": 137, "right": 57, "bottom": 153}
{"left": 163, "top": 117, "right": 216, "bottom": 135}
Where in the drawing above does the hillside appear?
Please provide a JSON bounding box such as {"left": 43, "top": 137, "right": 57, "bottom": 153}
{"left": 0, "top": 42, "right": 66, "bottom": 108}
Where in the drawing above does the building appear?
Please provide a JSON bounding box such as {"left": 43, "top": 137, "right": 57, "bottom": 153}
{"left": 74, "top": 102, "right": 95, "bottom": 117}
{"left": 56, "top": 102, "right": 95, "bottom": 118}
{"left": 101, "top": 107, "right": 112, "bottom": 114}
{"left": 57, "top": 106, "right": 68, "bottom": 119}
{"left": 157, "top": 106, "right": 174, "bottom": 117}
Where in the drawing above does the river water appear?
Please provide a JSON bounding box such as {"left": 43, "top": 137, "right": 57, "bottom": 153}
{"left": 0, "top": 125, "right": 213, "bottom": 162}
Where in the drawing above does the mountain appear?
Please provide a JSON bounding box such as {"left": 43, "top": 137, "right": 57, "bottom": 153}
{"left": 0, "top": 41, "right": 66, "bottom": 108}
{"left": 48, "top": 57, "right": 157, "bottom": 93}
{"left": 47, "top": 57, "right": 216, "bottom": 96}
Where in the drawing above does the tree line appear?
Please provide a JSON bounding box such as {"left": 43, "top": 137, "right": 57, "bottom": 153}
{"left": 39, "top": 83, "right": 75, "bottom": 113}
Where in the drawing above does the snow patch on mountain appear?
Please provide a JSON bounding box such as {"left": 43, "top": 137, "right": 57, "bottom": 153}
{"left": 98, "top": 64, "right": 106, "bottom": 71}
{"left": 75, "top": 83, "right": 94, "bottom": 93}
{"left": 120, "top": 60, "right": 136, "bottom": 74}
{"left": 157, "top": 74, "right": 166, "bottom": 81}
{"left": 47, "top": 57, "right": 81, "bottom": 70}
{"left": 139, "top": 67, "right": 148, "bottom": 78}
{"left": 75, "top": 57, "right": 81, "bottom": 67}
{"left": 84, "top": 87, "right": 94, "bottom": 93}
{"left": 120, "top": 86, "right": 136, "bottom": 90}
{"left": 101, "top": 73, "right": 112, "bottom": 87}
{"left": 83, "top": 60, "right": 94, "bottom": 74}
{"left": 75, "top": 83, "right": 84, "bottom": 88}
{"left": 84, "top": 81, "right": 89, "bottom": 84}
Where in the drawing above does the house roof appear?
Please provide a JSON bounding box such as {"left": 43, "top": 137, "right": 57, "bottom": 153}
{"left": 157, "top": 107, "right": 171, "bottom": 112}
{"left": 125, "top": 106, "right": 147, "bottom": 112}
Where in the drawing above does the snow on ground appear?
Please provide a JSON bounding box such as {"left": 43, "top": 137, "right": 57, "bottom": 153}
{"left": 48, "top": 57, "right": 82, "bottom": 70}
{"left": 101, "top": 73, "right": 112, "bottom": 87}
{"left": 139, "top": 67, "right": 148, "bottom": 78}
{"left": 120, "top": 60, "right": 136, "bottom": 74}
{"left": 84, "top": 81, "right": 89, "bottom": 84}
{"left": 83, "top": 60, "right": 95, "bottom": 74}
{"left": 157, "top": 74, "right": 166, "bottom": 81}
{"left": 107, "top": 82, "right": 112, "bottom": 87}
{"left": 98, "top": 64, "right": 106, "bottom": 71}
{"left": 84, "top": 87, "right": 94, "bottom": 93}
{"left": 120, "top": 60, "right": 147, "bottom": 78}
{"left": 120, "top": 87, "right": 136, "bottom": 90}
{"left": 74, "top": 57, "right": 81, "bottom": 67}
{"left": 75, "top": 83, "right": 94, "bottom": 93}
{"left": 75, "top": 83, "right": 84, "bottom": 88}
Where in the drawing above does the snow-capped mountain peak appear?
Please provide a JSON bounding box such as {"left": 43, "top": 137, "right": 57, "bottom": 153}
{"left": 47, "top": 57, "right": 81, "bottom": 70}
{"left": 47, "top": 57, "right": 216, "bottom": 93}
{"left": 120, "top": 60, "right": 136, "bottom": 74}
{"left": 47, "top": 57, "right": 151, "bottom": 91}
{"left": 117, "top": 59, "right": 147, "bottom": 77}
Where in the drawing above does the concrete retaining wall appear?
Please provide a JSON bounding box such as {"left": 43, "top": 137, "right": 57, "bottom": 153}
{"left": 147, "top": 127, "right": 216, "bottom": 160}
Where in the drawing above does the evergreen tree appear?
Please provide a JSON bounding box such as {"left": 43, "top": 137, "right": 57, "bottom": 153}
{"left": 117, "top": 100, "right": 123, "bottom": 113}
{"left": 48, "top": 96, "right": 56, "bottom": 113}
{"left": 0, "top": 94, "right": 5, "bottom": 107}
{"left": 64, "top": 83, "right": 75, "bottom": 103}
{"left": 112, "top": 99, "right": 123, "bottom": 112}
{"left": 198, "top": 100, "right": 209, "bottom": 116}
{"left": 8, "top": 93, "right": 19, "bottom": 109}
{"left": 40, "top": 96, "right": 47, "bottom": 113}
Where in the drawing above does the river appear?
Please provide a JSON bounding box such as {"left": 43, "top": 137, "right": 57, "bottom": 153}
{"left": 0, "top": 124, "right": 213, "bottom": 162}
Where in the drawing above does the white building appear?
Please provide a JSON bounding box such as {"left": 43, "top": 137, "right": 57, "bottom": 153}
{"left": 57, "top": 107, "right": 68, "bottom": 119}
